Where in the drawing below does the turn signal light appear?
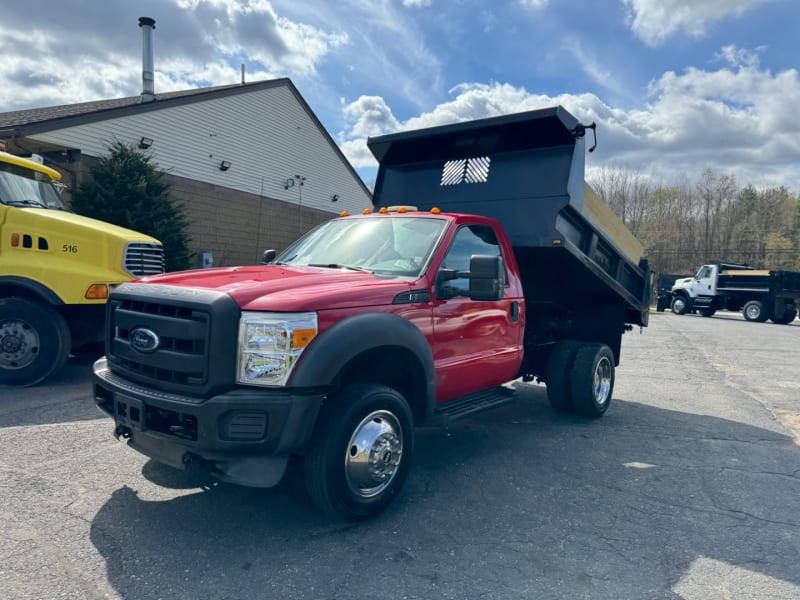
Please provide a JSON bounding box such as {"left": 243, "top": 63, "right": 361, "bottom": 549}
{"left": 362, "top": 208, "right": 372, "bottom": 214}
{"left": 85, "top": 284, "right": 109, "bottom": 299}
{"left": 340, "top": 211, "right": 350, "bottom": 217}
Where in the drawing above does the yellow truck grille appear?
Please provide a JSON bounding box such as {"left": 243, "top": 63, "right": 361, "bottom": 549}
{"left": 124, "top": 242, "right": 165, "bottom": 276}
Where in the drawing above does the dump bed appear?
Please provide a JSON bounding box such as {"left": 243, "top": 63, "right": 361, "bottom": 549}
{"left": 367, "top": 106, "right": 650, "bottom": 326}
{"left": 719, "top": 269, "right": 800, "bottom": 298}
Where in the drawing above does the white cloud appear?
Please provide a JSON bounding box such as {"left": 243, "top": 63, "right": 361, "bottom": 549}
{"left": 0, "top": 0, "right": 346, "bottom": 111}
{"left": 178, "top": 0, "right": 348, "bottom": 76}
{"left": 339, "top": 49, "right": 800, "bottom": 187}
{"left": 402, "top": 0, "right": 432, "bottom": 7}
{"left": 519, "top": 0, "right": 549, "bottom": 8}
{"left": 622, "top": 0, "right": 769, "bottom": 46}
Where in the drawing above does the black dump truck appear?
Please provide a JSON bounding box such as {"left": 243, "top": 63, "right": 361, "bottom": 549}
{"left": 93, "top": 106, "right": 652, "bottom": 520}
{"left": 670, "top": 263, "right": 800, "bottom": 323}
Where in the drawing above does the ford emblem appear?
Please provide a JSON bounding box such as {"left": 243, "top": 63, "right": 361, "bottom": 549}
{"left": 130, "top": 327, "right": 160, "bottom": 353}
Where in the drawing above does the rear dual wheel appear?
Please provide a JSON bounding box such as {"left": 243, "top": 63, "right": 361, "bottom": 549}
{"left": 546, "top": 341, "right": 615, "bottom": 418}
{"left": 770, "top": 305, "right": 797, "bottom": 324}
{"left": 743, "top": 300, "right": 769, "bottom": 322}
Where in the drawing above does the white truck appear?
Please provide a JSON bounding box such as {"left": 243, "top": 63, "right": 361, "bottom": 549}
{"left": 670, "top": 263, "right": 800, "bottom": 323}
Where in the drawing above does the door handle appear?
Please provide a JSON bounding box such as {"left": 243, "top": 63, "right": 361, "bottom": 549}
{"left": 510, "top": 301, "right": 520, "bottom": 322}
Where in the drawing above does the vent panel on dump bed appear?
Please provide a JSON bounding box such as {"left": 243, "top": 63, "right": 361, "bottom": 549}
{"left": 367, "top": 106, "right": 651, "bottom": 326}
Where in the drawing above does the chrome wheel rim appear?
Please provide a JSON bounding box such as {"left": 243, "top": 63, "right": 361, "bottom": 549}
{"left": 672, "top": 298, "right": 685, "bottom": 313}
{"left": 746, "top": 304, "right": 760, "bottom": 320}
{"left": 593, "top": 357, "right": 613, "bottom": 406}
{"left": 344, "top": 410, "right": 403, "bottom": 499}
{"left": 0, "top": 318, "right": 39, "bottom": 370}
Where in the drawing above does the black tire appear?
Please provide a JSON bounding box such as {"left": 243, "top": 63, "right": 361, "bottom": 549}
{"left": 0, "top": 297, "right": 71, "bottom": 387}
{"left": 771, "top": 306, "right": 797, "bottom": 325}
{"left": 698, "top": 308, "right": 716, "bottom": 317}
{"left": 743, "top": 300, "right": 769, "bottom": 323}
{"left": 546, "top": 340, "right": 582, "bottom": 413}
{"left": 304, "top": 383, "right": 414, "bottom": 521}
{"left": 569, "top": 343, "right": 615, "bottom": 418}
{"left": 671, "top": 296, "right": 689, "bottom": 315}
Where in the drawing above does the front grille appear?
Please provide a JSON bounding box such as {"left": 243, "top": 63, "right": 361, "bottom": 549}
{"left": 124, "top": 242, "right": 165, "bottom": 276}
{"left": 105, "top": 283, "right": 240, "bottom": 396}
{"left": 112, "top": 298, "right": 209, "bottom": 386}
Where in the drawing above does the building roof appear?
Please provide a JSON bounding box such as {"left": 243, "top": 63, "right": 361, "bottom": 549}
{"left": 1, "top": 79, "right": 285, "bottom": 135}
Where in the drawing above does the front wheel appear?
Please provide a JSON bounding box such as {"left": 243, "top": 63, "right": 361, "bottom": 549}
{"left": 671, "top": 296, "right": 689, "bottom": 315}
{"left": 304, "top": 383, "right": 414, "bottom": 521}
{"left": 0, "top": 297, "right": 71, "bottom": 387}
{"left": 569, "top": 343, "right": 615, "bottom": 418}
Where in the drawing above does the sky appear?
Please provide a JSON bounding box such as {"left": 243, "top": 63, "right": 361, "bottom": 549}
{"left": 1, "top": 0, "right": 798, "bottom": 191}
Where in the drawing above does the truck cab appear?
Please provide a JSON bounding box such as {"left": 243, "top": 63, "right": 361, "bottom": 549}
{"left": 670, "top": 264, "right": 718, "bottom": 313}
{"left": 0, "top": 151, "right": 165, "bottom": 386}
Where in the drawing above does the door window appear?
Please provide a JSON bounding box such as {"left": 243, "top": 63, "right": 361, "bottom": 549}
{"left": 440, "top": 225, "right": 503, "bottom": 295}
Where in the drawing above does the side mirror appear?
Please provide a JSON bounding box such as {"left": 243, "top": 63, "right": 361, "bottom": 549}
{"left": 262, "top": 249, "right": 277, "bottom": 264}
{"left": 468, "top": 255, "right": 504, "bottom": 301}
{"left": 436, "top": 255, "right": 504, "bottom": 301}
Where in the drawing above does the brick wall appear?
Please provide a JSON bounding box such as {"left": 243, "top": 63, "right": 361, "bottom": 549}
{"left": 166, "top": 174, "right": 337, "bottom": 268}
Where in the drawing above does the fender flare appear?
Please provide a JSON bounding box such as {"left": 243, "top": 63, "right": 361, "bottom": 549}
{"left": 0, "top": 276, "right": 64, "bottom": 305}
{"left": 291, "top": 312, "right": 436, "bottom": 417}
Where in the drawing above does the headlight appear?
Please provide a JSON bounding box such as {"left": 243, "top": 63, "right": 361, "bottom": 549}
{"left": 237, "top": 312, "right": 318, "bottom": 387}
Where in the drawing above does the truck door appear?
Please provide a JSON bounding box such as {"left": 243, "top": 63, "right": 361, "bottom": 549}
{"left": 695, "top": 265, "right": 716, "bottom": 296}
{"left": 431, "top": 224, "right": 523, "bottom": 402}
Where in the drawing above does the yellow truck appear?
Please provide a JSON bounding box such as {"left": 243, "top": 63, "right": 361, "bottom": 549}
{"left": 0, "top": 151, "right": 164, "bottom": 386}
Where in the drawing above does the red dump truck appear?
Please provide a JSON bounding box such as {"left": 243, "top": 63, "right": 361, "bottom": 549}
{"left": 92, "top": 106, "right": 650, "bottom": 520}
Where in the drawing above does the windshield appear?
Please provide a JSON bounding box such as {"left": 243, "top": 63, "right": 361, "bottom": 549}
{"left": 276, "top": 216, "right": 447, "bottom": 278}
{"left": 0, "top": 161, "right": 67, "bottom": 210}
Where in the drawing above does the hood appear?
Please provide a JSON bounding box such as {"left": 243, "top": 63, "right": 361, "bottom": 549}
{"left": 136, "top": 265, "right": 416, "bottom": 311}
{"left": 671, "top": 277, "right": 694, "bottom": 290}
{"left": 20, "top": 208, "right": 160, "bottom": 243}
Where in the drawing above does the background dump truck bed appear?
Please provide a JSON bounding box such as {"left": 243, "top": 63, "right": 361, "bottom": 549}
{"left": 367, "top": 106, "right": 650, "bottom": 327}
{"left": 718, "top": 269, "right": 800, "bottom": 298}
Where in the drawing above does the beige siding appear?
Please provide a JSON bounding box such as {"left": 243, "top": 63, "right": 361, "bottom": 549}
{"left": 28, "top": 84, "right": 371, "bottom": 215}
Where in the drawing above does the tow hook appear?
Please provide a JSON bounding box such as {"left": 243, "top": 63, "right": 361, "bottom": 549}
{"left": 114, "top": 425, "right": 132, "bottom": 440}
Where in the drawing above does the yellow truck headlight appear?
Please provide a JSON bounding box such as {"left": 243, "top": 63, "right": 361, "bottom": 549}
{"left": 236, "top": 312, "right": 318, "bottom": 387}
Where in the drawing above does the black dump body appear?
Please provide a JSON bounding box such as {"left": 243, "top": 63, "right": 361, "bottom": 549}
{"left": 718, "top": 269, "right": 800, "bottom": 298}
{"left": 367, "top": 106, "right": 651, "bottom": 328}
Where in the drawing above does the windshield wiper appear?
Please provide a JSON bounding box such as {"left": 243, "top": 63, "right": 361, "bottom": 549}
{"left": 6, "top": 199, "right": 47, "bottom": 208}
{"left": 307, "top": 263, "right": 371, "bottom": 272}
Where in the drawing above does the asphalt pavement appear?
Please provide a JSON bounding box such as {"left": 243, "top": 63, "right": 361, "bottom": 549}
{"left": 1, "top": 312, "right": 799, "bottom": 599}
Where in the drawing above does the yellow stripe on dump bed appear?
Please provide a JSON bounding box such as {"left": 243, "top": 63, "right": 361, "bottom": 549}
{"left": 721, "top": 270, "right": 770, "bottom": 276}
{"left": 582, "top": 183, "right": 644, "bottom": 265}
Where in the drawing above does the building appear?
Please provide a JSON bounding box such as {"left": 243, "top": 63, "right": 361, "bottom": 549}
{"left": 0, "top": 74, "right": 372, "bottom": 267}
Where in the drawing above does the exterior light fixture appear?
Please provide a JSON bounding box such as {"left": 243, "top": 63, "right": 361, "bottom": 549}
{"left": 331, "top": 194, "right": 339, "bottom": 202}
{"left": 219, "top": 160, "right": 231, "bottom": 171}
{"left": 138, "top": 137, "right": 153, "bottom": 149}
{"left": 284, "top": 178, "right": 295, "bottom": 189}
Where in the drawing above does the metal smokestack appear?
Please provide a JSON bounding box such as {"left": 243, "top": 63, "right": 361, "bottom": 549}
{"left": 138, "top": 17, "right": 156, "bottom": 102}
